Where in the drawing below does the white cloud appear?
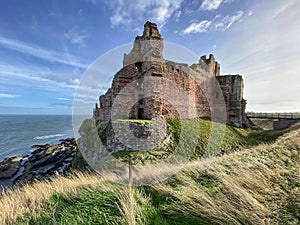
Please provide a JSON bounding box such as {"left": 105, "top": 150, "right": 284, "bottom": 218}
{"left": 224, "top": 0, "right": 238, "bottom": 3}
{"left": 109, "top": 0, "right": 183, "bottom": 28}
{"left": 214, "top": 11, "right": 243, "bottom": 31}
{"left": 248, "top": 10, "right": 253, "bottom": 17}
{"left": 56, "top": 97, "right": 71, "bottom": 101}
{"left": 216, "top": 1, "right": 300, "bottom": 112}
{"left": 64, "top": 26, "right": 89, "bottom": 47}
{"left": 70, "top": 78, "right": 80, "bottom": 85}
{"left": 0, "top": 36, "right": 87, "bottom": 69}
{"left": 183, "top": 11, "right": 244, "bottom": 34}
{"left": 200, "top": 0, "right": 223, "bottom": 11}
{"left": 0, "top": 93, "right": 18, "bottom": 98}
{"left": 174, "top": 10, "right": 182, "bottom": 22}
{"left": 183, "top": 20, "right": 212, "bottom": 34}
{"left": 272, "top": 0, "right": 297, "bottom": 19}
{"left": 87, "top": 0, "right": 96, "bottom": 4}
{"left": 0, "top": 64, "right": 78, "bottom": 93}
{"left": 199, "top": 0, "right": 239, "bottom": 11}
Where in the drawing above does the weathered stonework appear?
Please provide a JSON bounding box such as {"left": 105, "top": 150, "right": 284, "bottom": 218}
{"left": 216, "top": 75, "right": 249, "bottom": 127}
{"left": 93, "top": 21, "right": 248, "bottom": 128}
{"left": 106, "top": 118, "right": 169, "bottom": 153}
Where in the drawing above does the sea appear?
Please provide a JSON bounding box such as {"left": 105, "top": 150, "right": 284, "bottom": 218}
{"left": 0, "top": 115, "right": 75, "bottom": 162}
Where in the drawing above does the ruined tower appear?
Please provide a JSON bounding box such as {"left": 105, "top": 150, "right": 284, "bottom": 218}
{"left": 93, "top": 21, "right": 248, "bottom": 127}
{"left": 123, "top": 21, "right": 163, "bottom": 66}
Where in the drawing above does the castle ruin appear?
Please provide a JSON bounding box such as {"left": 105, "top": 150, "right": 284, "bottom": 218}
{"left": 93, "top": 21, "right": 248, "bottom": 128}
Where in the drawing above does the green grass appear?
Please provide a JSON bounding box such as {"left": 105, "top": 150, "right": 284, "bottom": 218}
{"left": 93, "top": 118, "right": 285, "bottom": 166}
{"left": 72, "top": 118, "right": 286, "bottom": 168}
{"left": 15, "top": 130, "right": 299, "bottom": 224}
{"left": 117, "top": 119, "right": 153, "bottom": 124}
{"left": 72, "top": 151, "right": 91, "bottom": 171}
{"left": 16, "top": 186, "right": 123, "bottom": 225}
{"left": 10, "top": 120, "right": 299, "bottom": 225}
{"left": 246, "top": 129, "right": 286, "bottom": 144}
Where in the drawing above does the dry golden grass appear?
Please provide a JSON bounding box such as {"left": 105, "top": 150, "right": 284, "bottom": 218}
{"left": 0, "top": 172, "right": 107, "bottom": 225}
{"left": 117, "top": 190, "right": 136, "bottom": 225}
{"left": 117, "top": 189, "right": 150, "bottom": 225}
{"left": 153, "top": 127, "right": 300, "bottom": 224}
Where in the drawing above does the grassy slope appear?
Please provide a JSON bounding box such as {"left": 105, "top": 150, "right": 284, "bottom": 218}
{"left": 74, "top": 118, "right": 285, "bottom": 167}
{"left": 148, "top": 131, "right": 300, "bottom": 224}
{"left": 1, "top": 120, "right": 299, "bottom": 225}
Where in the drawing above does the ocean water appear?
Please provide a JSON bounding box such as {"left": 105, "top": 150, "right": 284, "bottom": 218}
{"left": 0, "top": 115, "right": 74, "bottom": 162}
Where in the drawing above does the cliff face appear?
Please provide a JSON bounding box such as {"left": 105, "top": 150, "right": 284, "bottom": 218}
{"left": 94, "top": 21, "right": 248, "bottom": 128}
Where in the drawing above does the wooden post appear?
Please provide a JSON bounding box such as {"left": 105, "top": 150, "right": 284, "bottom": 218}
{"left": 128, "top": 157, "right": 135, "bottom": 225}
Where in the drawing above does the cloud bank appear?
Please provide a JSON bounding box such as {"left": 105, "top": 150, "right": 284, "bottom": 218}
{"left": 109, "top": 0, "right": 183, "bottom": 28}
{"left": 183, "top": 11, "right": 243, "bottom": 34}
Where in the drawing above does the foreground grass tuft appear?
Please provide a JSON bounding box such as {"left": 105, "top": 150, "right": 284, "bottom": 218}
{"left": 17, "top": 188, "right": 122, "bottom": 225}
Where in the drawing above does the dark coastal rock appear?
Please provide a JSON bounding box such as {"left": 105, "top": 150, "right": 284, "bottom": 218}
{"left": 31, "top": 144, "right": 51, "bottom": 149}
{"left": 12, "top": 138, "right": 78, "bottom": 186}
{"left": 0, "top": 156, "right": 22, "bottom": 179}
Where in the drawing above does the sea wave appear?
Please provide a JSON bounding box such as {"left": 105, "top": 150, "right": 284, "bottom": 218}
{"left": 33, "top": 134, "right": 66, "bottom": 140}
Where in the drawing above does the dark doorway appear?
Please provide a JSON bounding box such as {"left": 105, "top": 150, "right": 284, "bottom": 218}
{"left": 138, "top": 108, "right": 144, "bottom": 119}
{"left": 135, "top": 62, "right": 142, "bottom": 72}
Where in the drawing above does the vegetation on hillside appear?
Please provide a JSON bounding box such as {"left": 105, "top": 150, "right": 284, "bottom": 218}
{"left": 1, "top": 120, "right": 298, "bottom": 225}
{"left": 74, "top": 118, "right": 285, "bottom": 167}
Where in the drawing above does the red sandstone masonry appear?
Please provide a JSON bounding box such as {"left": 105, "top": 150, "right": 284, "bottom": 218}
{"left": 93, "top": 21, "right": 248, "bottom": 128}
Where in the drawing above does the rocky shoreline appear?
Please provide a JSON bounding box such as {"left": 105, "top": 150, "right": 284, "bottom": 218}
{"left": 0, "top": 138, "right": 78, "bottom": 190}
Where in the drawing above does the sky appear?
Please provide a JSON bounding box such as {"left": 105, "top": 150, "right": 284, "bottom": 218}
{"left": 0, "top": 0, "right": 299, "bottom": 115}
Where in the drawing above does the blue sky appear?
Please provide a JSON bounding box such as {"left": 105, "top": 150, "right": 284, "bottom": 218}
{"left": 0, "top": 0, "right": 299, "bottom": 115}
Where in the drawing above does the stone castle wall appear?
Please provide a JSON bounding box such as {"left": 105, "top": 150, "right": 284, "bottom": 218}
{"left": 93, "top": 21, "right": 248, "bottom": 128}
{"left": 216, "top": 75, "right": 248, "bottom": 127}
{"left": 106, "top": 118, "right": 169, "bottom": 152}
